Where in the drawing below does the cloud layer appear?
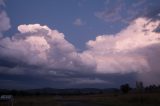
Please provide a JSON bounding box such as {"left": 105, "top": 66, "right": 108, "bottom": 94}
{"left": 0, "top": 17, "right": 160, "bottom": 85}
{"left": 0, "top": 0, "right": 160, "bottom": 87}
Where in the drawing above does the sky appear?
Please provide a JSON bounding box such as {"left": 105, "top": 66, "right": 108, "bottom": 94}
{"left": 0, "top": 0, "right": 160, "bottom": 89}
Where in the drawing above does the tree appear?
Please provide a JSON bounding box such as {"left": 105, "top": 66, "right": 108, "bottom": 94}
{"left": 136, "top": 81, "right": 144, "bottom": 92}
{"left": 120, "top": 83, "right": 131, "bottom": 94}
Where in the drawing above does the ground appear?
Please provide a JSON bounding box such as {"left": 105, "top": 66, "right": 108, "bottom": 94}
{"left": 1, "top": 93, "right": 160, "bottom": 106}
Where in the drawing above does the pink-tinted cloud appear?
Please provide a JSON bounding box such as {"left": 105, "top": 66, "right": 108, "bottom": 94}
{"left": 82, "top": 18, "right": 160, "bottom": 74}
{"left": 0, "top": 24, "right": 95, "bottom": 75}
{"left": 1, "top": 18, "right": 160, "bottom": 77}
{"left": 0, "top": 3, "right": 160, "bottom": 85}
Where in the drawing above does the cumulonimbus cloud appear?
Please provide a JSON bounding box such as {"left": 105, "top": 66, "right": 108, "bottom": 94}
{"left": 0, "top": 17, "right": 160, "bottom": 76}
{"left": 0, "top": 0, "right": 160, "bottom": 85}
{"left": 84, "top": 18, "right": 160, "bottom": 74}
{"left": 0, "top": 24, "right": 96, "bottom": 75}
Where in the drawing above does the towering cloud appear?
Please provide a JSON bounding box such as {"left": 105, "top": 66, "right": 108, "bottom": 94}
{"left": 81, "top": 17, "right": 160, "bottom": 85}
{"left": 0, "top": 0, "right": 160, "bottom": 86}
{"left": 1, "top": 24, "right": 72, "bottom": 69}
{"left": 84, "top": 18, "right": 160, "bottom": 74}
{"left": 1, "top": 17, "right": 160, "bottom": 77}
{"left": 0, "top": 24, "right": 96, "bottom": 75}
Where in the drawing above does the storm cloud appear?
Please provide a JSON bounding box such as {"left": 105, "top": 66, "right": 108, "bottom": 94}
{"left": 0, "top": 17, "right": 160, "bottom": 86}
{"left": 0, "top": 0, "right": 160, "bottom": 88}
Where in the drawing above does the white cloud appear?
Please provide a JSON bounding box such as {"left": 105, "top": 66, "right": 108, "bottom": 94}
{"left": 4, "top": 24, "right": 70, "bottom": 66}
{"left": 73, "top": 18, "right": 85, "bottom": 26}
{"left": 1, "top": 0, "right": 160, "bottom": 87}
{"left": 1, "top": 18, "right": 160, "bottom": 77}
{"left": 0, "top": 13, "right": 160, "bottom": 85}
{"left": 18, "top": 24, "right": 51, "bottom": 34}
{"left": 83, "top": 18, "right": 160, "bottom": 74}
{"left": 0, "top": 24, "right": 94, "bottom": 75}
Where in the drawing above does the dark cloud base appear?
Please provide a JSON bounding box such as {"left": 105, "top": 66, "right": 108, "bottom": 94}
{"left": 0, "top": 0, "right": 160, "bottom": 89}
{"left": 0, "top": 72, "right": 137, "bottom": 89}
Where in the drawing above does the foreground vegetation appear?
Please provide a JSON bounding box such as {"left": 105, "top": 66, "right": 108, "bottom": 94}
{"left": 1, "top": 83, "right": 160, "bottom": 106}
{"left": 3, "top": 92, "right": 159, "bottom": 106}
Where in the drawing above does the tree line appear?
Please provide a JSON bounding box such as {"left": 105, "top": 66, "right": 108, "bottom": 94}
{"left": 0, "top": 82, "right": 160, "bottom": 96}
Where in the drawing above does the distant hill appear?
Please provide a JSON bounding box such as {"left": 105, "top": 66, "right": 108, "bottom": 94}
{"left": 0, "top": 88, "right": 119, "bottom": 95}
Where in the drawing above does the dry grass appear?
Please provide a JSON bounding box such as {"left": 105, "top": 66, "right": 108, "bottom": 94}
{"left": 4, "top": 93, "right": 160, "bottom": 106}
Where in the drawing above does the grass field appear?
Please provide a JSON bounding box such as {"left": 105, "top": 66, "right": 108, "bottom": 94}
{"left": 1, "top": 92, "right": 160, "bottom": 106}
